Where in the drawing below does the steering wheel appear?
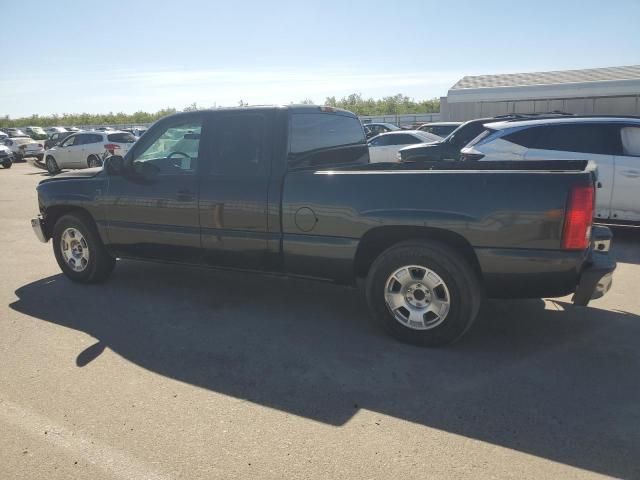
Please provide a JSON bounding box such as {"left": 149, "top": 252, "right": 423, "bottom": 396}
{"left": 167, "top": 151, "right": 190, "bottom": 159}
{"left": 166, "top": 151, "right": 191, "bottom": 170}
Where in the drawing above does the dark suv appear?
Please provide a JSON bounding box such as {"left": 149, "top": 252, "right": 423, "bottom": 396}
{"left": 398, "top": 112, "right": 574, "bottom": 163}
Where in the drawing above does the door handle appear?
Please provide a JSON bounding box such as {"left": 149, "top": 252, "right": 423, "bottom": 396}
{"left": 622, "top": 169, "right": 640, "bottom": 178}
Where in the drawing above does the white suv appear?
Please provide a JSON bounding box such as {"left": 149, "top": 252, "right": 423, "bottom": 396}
{"left": 460, "top": 117, "right": 640, "bottom": 223}
{"left": 44, "top": 131, "right": 136, "bottom": 174}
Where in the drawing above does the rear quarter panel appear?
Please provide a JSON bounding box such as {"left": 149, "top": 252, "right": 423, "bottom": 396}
{"left": 282, "top": 169, "right": 590, "bottom": 292}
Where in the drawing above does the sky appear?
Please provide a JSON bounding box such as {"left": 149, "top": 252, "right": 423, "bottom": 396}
{"left": 1, "top": 0, "right": 639, "bottom": 118}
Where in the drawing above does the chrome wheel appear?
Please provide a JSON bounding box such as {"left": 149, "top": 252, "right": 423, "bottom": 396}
{"left": 384, "top": 265, "right": 451, "bottom": 330}
{"left": 60, "top": 227, "right": 90, "bottom": 272}
{"left": 87, "top": 156, "right": 101, "bottom": 168}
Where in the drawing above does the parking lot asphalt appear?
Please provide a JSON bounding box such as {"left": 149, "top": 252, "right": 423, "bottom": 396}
{"left": 1, "top": 162, "right": 639, "bottom": 479}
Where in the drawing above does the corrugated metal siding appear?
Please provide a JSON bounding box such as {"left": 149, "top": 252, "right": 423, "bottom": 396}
{"left": 442, "top": 95, "right": 640, "bottom": 121}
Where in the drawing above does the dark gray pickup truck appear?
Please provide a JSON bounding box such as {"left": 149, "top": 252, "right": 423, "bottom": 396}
{"left": 31, "top": 106, "right": 616, "bottom": 346}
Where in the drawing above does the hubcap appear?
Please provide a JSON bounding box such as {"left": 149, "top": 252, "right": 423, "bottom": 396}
{"left": 60, "top": 228, "right": 90, "bottom": 272}
{"left": 384, "top": 265, "right": 451, "bottom": 330}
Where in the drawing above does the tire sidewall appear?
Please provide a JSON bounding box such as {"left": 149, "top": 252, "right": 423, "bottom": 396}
{"left": 366, "top": 243, "right": 480, "bottom": 347}
{"left": 52, "top": 215, "right": 102, "bottom": 282}
{"left": 46, "top": 156, "right": 58, "bottom": 174}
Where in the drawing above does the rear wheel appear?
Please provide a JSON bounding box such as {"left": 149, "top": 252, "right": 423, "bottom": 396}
{"left": 365, "top": 240, "right": 482, "bottom": 347}
{"left": 87, "top": 155, "right": 102, "bottom": 168}
{"left": 46, "top": 156, "right": 59, "bottom": 175}
{"left": 52, "top": 213, "right": 115, "bottom": 283}
{"left": 1, "top": 159, "right": 11, "bottom": 169}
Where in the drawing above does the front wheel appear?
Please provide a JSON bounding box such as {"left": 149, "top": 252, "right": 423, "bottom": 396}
{"left": 365, "top": 240, "right": 482, "bottom": 347}
{"left": 46, "top": 156, "right": 59, "bottom": 175}
{"left": 52, "top": 213, "right": 116, "bottom": 283}
{"left": 1, "top": 159, "right": 11, "bottom": 169}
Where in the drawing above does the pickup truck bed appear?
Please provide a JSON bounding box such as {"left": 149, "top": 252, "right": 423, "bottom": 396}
{"left": 31, "top": 106, "right": 616, "bottom": 346}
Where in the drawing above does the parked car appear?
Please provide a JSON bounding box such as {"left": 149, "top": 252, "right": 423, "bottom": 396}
{"left": 417, "top": 122, "right": 462, "bottom": 138}
{"left": 44, "top": 130, "right": 137, "bottom": 174}
{"left": 65, "top": 127, "right": 81, "bottom": 132}
{"left": 94, "top": 126, "right": 115, "bottom": 132}
{"left": 363, "top": 122, "right": 400, "bottom": 139}
{"left": 0, "top": 144, "right": 14, "bottom": 168}
{"left": 460, "top": 116, "right": 640, "bottom": 223}
{"left": 368, "top": 130, "right": 441, "bottom": 163}
{"left": 6, "top": 128, "right": 29, "bottom": 138}
{"left": 24, "top": 126, "right": 48, "bottom": 140}
{"left": 123, "top": 126, "right": 147, "bottom": 137}
{"left": 0, "top": 131, "right": 7, "bottom": 141}
{"left": 31, "top": 106, "right": 615, "bottom": 347}
{"left": 45, "top": 126, "right": 68, "bottom": 134}
{"left": 44, "top": 131, "right": 74, "bottom": 149}
{"left": 398, "top": 113, "right": 574, "bottom": 163}
{"left": 3, "top": 137, "right": 44, "bottom": 161}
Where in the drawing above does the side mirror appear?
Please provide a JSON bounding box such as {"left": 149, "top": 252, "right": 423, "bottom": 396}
{"left": 104, "top": 155, "right": 125, "bottom": 175}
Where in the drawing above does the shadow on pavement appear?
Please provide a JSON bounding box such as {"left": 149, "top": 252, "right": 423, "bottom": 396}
{"left": 10, "top": 260, "right": 640, "bottom": 478}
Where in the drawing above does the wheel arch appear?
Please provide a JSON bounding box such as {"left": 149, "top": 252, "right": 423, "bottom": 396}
{"left": 43, "top": 206, "right": 97, "bottom": 240}
{"left": 354, "top": 226, "right": 482, "bottom": 281}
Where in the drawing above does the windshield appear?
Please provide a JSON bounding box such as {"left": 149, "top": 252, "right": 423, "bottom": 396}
{"left": 446, "top": 122, "right": 486, "bottom": 147}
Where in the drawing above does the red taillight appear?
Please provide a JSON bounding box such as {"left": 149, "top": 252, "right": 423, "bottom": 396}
{"left": 562, "top": 184, "right": 594, "bottom": 250}
{"left": 104, "top": 144, "right": 120, "bottom": 153}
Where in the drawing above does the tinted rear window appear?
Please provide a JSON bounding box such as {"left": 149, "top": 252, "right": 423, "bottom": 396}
{"left": 504, "top": 124, "right": 622, "bottom": 155}
{"left": 388, "top": 134, "right": 421, "bottom": 145}
{"left": 290, "top": 113, "right": 365, "bottom": 154}
{"left": 107, "top": 132, "right": 136, "bottom": 143}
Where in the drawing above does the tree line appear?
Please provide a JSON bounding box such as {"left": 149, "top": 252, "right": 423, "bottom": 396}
{"left": 0, "top": 94, "right": 440, "bottom": 128}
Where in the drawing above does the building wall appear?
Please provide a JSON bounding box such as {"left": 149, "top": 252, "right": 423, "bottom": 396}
{"left": 441, "top": 95, "right": 640, "bottom": 121}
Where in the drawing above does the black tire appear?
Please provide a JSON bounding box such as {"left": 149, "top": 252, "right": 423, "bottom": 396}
{"left": 52, "top": 213, "right": 116, "bottom": 284}
{"left": 36, "top": 154, "right": 44, "bottom": 162}
{"left": 365, "top": 240, "right": 482, "bottom": 347}
{"left": 1, "top": 159, "right": 11, "bottom": 169}
{"left": 46, "top": 156, "right": 59, "bottom": 175}
{"left": 87, "top": 155, "right": 102, "bottom": 168}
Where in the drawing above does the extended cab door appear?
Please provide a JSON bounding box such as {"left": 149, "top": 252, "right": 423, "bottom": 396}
{"left": 198, "top": 110, "right": 277, "bottom": 269}
{"left": 611, "top": 125, "right": 640, "bottom": 221}
{"left": 103, "top": 113, "right": 205, "bottom": 261}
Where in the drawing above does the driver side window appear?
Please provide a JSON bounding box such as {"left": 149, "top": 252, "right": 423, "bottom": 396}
{"left": 133, "top": 119, "right": 203, "bottom": 174}
{"left": 60, "top": 135, "right": 76, "bottom": 147}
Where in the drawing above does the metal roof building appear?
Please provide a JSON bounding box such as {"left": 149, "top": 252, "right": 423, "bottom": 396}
{"left": 440, "top": 65, "right": 640, "bottom": 121}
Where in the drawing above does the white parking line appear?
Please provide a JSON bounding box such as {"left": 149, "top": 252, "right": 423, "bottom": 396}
{"left": 0, "top": 398, "right": 170, "bottom": 480}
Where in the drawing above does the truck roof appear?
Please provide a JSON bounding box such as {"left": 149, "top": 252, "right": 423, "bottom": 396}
{"left": 162, "top": 105, "right": 358, "bottom": 119}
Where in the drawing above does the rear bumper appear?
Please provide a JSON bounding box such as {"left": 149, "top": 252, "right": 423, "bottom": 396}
{"left": 476, "top": 225, "right": 616, "bottom": 301}
{"left": 31, "top": 215, "right": 48, "bottom": 243}
{"left": 573, "top": 226, "right": 616, "bottom": 306}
